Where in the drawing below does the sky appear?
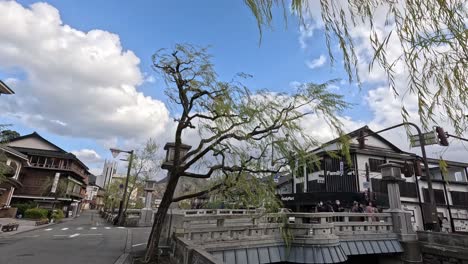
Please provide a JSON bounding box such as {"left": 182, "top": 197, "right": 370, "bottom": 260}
{"left": 0, "top": 0, "right": 466, "bottom": 176}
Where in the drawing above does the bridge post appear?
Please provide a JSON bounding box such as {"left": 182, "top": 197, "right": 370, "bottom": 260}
{"left": 380, "top": 163, "right": 423, "bottom": 264}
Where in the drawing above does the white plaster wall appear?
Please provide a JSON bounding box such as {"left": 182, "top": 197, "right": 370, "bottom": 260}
{"left": 7, "top": 137, "right": 60, "bottom": 151}
{"left": 350, "top": 136, "right": 393, "bottom": 150}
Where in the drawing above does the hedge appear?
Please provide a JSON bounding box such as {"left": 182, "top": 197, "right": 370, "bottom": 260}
{"left": 51, "top": 210, "right": 65, "bottom": 221}
{"left": 12, "top": 202, "right": 37, "bottom": 216}
{"left": 24, "top": 208, "right": 48, "bottom": 219}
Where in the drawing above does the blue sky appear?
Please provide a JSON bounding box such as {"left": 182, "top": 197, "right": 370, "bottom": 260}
{"left": 4, "top": 0, "right": 459, "bottom": 174}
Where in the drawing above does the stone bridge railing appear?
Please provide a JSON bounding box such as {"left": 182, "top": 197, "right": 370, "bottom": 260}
{"left": 164, "top": 209, "right": 414, "bottom": 264}
{"left": 168, "top": 209, "right": 396, "bottom": 244}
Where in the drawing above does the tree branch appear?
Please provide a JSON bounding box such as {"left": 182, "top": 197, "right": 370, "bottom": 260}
{"left": 171, "top": 183, "right": 223, "bottom": 203}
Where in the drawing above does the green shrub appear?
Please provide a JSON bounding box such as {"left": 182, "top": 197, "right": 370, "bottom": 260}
{"left": 12, "top": 202, "right": 38, "bottom": 216}
{"left": 24, "top": 208, "right": 48, "bottom": 219}
{"left": 51, "top": 210, "right": 64, "bottom": 221}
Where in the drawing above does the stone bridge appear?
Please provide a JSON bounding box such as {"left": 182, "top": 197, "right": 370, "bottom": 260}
{"left": 162, "top": 209, "right": 419, "bottom": 264}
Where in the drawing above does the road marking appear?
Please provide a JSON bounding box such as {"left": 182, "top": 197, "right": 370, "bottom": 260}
{"left": 21, "top": 235, "right": 39, "bottom": 238}
{"left": 69, "top": 233, "right": 80, "bottom": 238}
{"left": 44, "top": 228, "right": 53, "bottom": 231}
{"left": 81, "top": 233, "right": 102, "bottom": 236}
{"left": 91, "top": 227, "right": 97, "bottom": 230}
{"left": 132, "top": 243, "right": 147, "bottom": 247}
{"left": 117, "top": 227, "right": 125, "bottom": 229}
{"left": 77, "top": 227, "right": 83, "bottom": 230}
{"left": 61, "top": 228, "right": 69, "bottom": 231}
{"left": 53, "top": 235, "right": 68, "bottom": 237}
{"left": 105, "top": 227, "right": 111, "bottom": 230}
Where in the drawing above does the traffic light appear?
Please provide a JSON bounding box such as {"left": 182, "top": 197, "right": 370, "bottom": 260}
{"left": 435, "top": 127, "right": 449, "bottom": 146}
{"left": 413, "top": 161, "right": 422, "bottom": 176}
{"left": 403, "top": 161, "right": 414, "bottom": 177}
{"left": 358, "top": 130, "right": 366, "bottom": 149}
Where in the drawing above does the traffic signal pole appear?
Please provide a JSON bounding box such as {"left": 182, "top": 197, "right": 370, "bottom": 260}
{"left": 357, "top": 122, "right": 440, "bottom": 231}
{"left": 446, "top": 133, "right": 468, "bottom": 143}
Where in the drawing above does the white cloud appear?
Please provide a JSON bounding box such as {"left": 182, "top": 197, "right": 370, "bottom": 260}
{"left": 0, "top": 1, "right": 170, "bottom": 143}
{"left": 295, "top": 1, "right": 468, "bottom": 162}
{"left": 306, "top": 55, "right": 326, "bottom": 69}
{"left": 71, "top": 149, "right": 102, "bottom": 163}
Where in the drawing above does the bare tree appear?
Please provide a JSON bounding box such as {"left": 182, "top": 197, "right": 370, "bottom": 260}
{"left": 123, "top": 139, "right": 160, "bottom": 213}
{"left": 143, "top": 44, "right": 349, "bottom": 262}
{"left": 244, "top": 0, "right": 468, "bottom": 133}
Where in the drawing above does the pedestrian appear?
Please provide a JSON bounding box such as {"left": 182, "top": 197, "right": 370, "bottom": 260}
{"left": 333, "top": 200, "right": 344, "bottom": 213}
{"left": 351, "top": 201, "right": 360, "bottom": 213}
{"left": 365, "top": 201, "right": 377, "bottom": 221}
{"left": 325, "top": 201, "right": 334, "bottom": 212}
{"left": 442, "top": 217, "right": 450, "bottom": 232}
{"left": 317, "top": 201, "right": 327, "bottom": 212}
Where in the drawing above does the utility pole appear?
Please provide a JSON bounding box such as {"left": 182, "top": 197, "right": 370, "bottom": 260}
{"left": 356, "top": 122, "right": 440, "bottom": 231}
{"left": 110, "top": 148, "right": 134, "bottom": 226}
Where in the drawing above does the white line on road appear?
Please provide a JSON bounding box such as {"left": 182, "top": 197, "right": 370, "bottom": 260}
{"left": 91, "top": 227, "right": 97, "bottom": 230}
{"left": 132, "top": 243, "right": 147, "bottom": 247}
{"left": 53, "top": 235, "right": 68, "bottom": 237}
{"left": 69, "top": 233, "right": 80, "bottom": 238}
{"left": 105, "top": 227, "right": 111, "bottom": 229}
{"left": 44, "top": 228, "right": 53, "bottom": 231}
{"left": 81, "top": 233, "right": 102, "bottom": 236}
{"left": 76, "top": 227, "right": 83, "bottom": 230}
{"left": 61, "top": 228, "right": 69, "bottom": 231}
{"left": 117, "top": 227, "right": 125, "bottom": 229}
{"left": 21, "top": 235, "right": 40, "bottom": 238}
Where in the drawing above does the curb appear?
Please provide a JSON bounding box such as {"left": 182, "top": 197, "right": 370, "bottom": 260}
{"left": 114, "top": 228, "right": 133, "bottom": 264}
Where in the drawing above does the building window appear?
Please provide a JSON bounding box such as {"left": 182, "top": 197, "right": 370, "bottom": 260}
{"left": 451, "top": 191, "right": 468, "bottom": 207}
{"left": 423, "top": 189, "right": 446, "bottom": 205}
{"left": 295, "top": 183, "right": 304, "bottom": 193}
{"left": 371, "top": 179, "right": 417, "bottom": 198}
{"left": 399, "top": 181, "right": 418, "bottom": 198}
{"left": 369, "top": 158, "right": 385, "bottom": 172}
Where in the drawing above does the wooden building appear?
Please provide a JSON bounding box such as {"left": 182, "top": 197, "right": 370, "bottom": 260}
{"left": 278, "top": 126, "right": 468, "bottom": 232}
{"left": 6, "top": 132, "right": 90, "bottom": 217}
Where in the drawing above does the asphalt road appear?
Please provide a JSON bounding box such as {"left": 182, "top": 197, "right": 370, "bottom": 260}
{"left": 0, "top": 210, "right": 130, "bottom": 264}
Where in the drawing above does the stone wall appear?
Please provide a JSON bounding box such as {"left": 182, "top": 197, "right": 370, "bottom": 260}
{"left": 171, "top": 236, "right": 222, "bottom": 264}
{"left": 418, "top": 231, "right": 468, "bottom": 264}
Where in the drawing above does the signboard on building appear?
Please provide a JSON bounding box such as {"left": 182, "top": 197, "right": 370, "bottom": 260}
{"left": 51, "top": 172, "right": 60, "bottom": 193}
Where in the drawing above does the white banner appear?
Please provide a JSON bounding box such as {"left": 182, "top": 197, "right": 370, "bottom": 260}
{"left": 51, "top": 172, "right": 60, "bottom": 193}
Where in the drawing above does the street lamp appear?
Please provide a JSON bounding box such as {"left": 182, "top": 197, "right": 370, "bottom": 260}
{"left": 161, "top": 142, "right": 191, "bottom": 170}
{"left": 109, "top": 147, "right": 134, "bottom": 226}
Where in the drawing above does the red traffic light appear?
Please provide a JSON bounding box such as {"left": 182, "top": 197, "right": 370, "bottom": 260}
{"left": 413, "top": 161, "right": 422, "bottom": 176}
{"left": 358, "top": 130, "right": 366, "bottom": 149}
{"left": 435, "top": 127, "right": 449, "bottom": 146}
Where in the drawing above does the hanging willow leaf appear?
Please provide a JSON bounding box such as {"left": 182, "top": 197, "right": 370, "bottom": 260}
{"left": 244, "top": 0, "right": 468, "bottom": 134}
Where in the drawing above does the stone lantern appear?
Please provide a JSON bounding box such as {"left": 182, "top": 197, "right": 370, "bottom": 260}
{"left": 161, "top": 142, "right": 192, "bottom": 170}
{"left": 139, "top": 179, "right": 158, "bottom": 227}
{"left": 144, "top": 180, "right": 157, "bottom": 209}
{"left": 379, "top": 163, "right": 405, "bottom": 209}
{"left": 379, "top": 162, "right": 419, "bottom": 259}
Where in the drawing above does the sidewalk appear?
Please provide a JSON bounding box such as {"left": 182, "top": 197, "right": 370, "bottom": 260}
{"left": 0, "top": 218, "right": 53, "bottom": 237}
{"left": 0, "top": 217, "right": 75, "bottom": 238}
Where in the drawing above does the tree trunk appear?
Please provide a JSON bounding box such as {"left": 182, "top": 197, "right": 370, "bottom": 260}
{"left": 144, "top": 173, "right": 180, "bottom": 263}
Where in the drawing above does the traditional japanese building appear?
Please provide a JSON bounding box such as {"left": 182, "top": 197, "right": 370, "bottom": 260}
{"left": 0, "top": 146, "right": 28, "bottom": 210}
{"left": 0, "top": 80, "right": 14, "bottom": 95}
{"left": 278, "top": 126, "right": 468, "bottom": 232}
{"left": 6, "top": 132, "right": 90, "bottom": 217}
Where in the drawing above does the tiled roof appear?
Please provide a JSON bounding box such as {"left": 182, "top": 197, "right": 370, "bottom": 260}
{"left": 10, "top": 147, "right": 89, "bottom": 170}
{"left": 0, "top": 145, "right": 28, "bottom": 160}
